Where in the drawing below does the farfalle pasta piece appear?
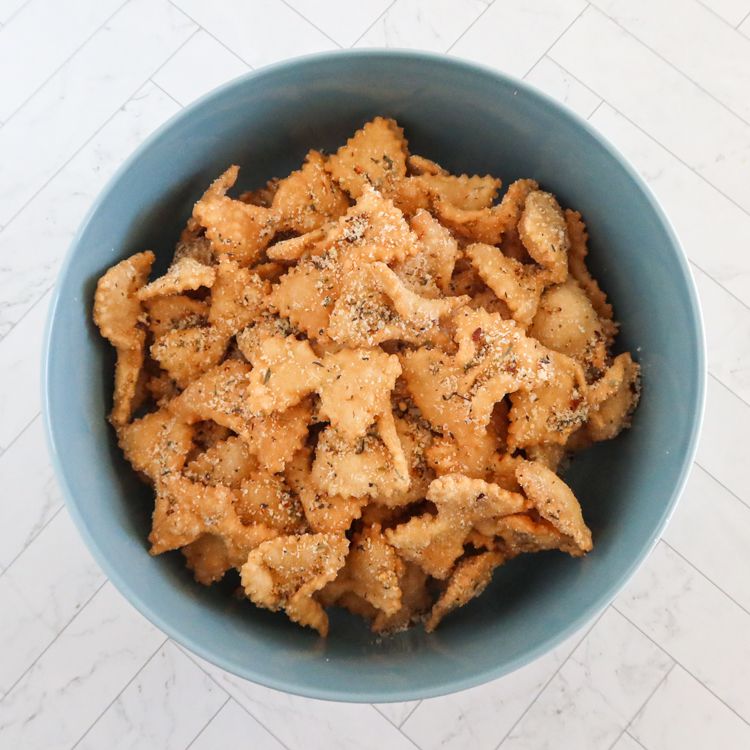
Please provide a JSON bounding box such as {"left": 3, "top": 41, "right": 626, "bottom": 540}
{"left": 270, "top": 251, "right": 340, "bottom": 339}
{"left": 149, "top": 474, "right": 276, "bottom": 561}
{"left": 435, "top": 178, "right": 538, "bottom": 245}
{"left": 137, "top": 257, "right": 216, "bottom": 301}
{"left": 372, "top": 561, "right": 432, "bottom": 633}
{"left": 185, "top": 435, "right": 258, "bottom": 488}
{"left": 565, "top": 209, "right": 616, "bottom": 340}
{"left": 452, "top": 307, "right": 552, "bottom": 428}
{"left": 326, "top": 116, "right": 407, "bottom": 199}
{"left": 285, "top": 448, "right": 367, "bottom": 533}
{"left": 242, "top": 399, "right": 312, "bottom": 473}
{"left": 312, "top": 411, "right": 410, "bottom": 500}
{"left": 236, "top": 469, "right": 307, "bottom": 534}
{"left": 386, "top": 474, "right": 527, "bottom": 579}
{"left": 493, "top": 513, "right": 569, "bottom": 555}
{"left": 272, "top": 150, "right": 349, "bottom": 234}
{"left": 465, "top": 242, "right": 544, "bottom": 327}
{"left": 208, "top": 258, "right": 268, "bottom": 336}
{"left": 395, "top": 173, "right": 501, "bottom": 216}
{"left": 515, "top": 459, "right": 592, "bottom": 555}
{"left": 182, "top": 534, "right": 235, "bottom": 585}
{"left": 323, "top": 186, "right": 420, "bottom": 264}
{"left": 118, "top": 407, "right": 193, "bottom": 482}
{"left": 150, "top": 327, "right": 228, "bottom": 388}
{"left": 316, "top": 347, "right": 401, "bottom": 442}
{"left": 93, "top": 250, "right": 155, "bottom": 425}
{"left": 587, "top": 352, "right": 641, "bottom": 442}
{"left": 144, "top": 295, "right": 208, "bottom": 338}
{"left": 507, "top": 350, "right": 588, "bottom": 450}
{"left": 266, "top": 228, "right": 325, "bottom": 261}
{"left": 425, "top": 550, "right": 505, "bottom": 632}
{"left": 240, "top": 533, "right": 349, "bottom": 636}
{"left": 529, "top": 278, "right": 608, "bottom": 379}
{"left": 518, "top": 190, "right": 569, "bottom": 284}
{"left": 324, "top": 524, "right": 405, "bottom": 617}
{"left": 393, "top": 209, "right": 459, "bottom": 296}
{"left": 192, "top": 165, "right": 277, "bottom": 265}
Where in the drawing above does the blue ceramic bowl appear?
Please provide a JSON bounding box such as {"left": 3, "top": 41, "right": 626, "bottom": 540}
{"left": 43, "top": 50, "right": 705, "bottom": 702}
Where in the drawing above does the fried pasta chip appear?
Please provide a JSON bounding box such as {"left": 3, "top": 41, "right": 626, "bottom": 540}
{"left": 95, "top": 116, "right": 640, "bottom": 636}
{"left": 150, "top": 326, "right": 228, "bottom": 388}
{"left": 387, "top": 474, "right": 526, "bottom": 579}
{"left": 322, "top": 524, "right": 405, "bottom": 617}
{"left": 565, "top": 209, "right": 616, "bottom": 340}
{"left": 150, "top": 474, "right": 276, "bottom": 562}
{"left": 240, "top": 533, "right": 349, "bottom": 636}
{"left": 587, "top": 352, "right": 641, "bottom": 442}
{"left": 286, "top": 448, "right": 367, "bottom": 533}
{"left": 192, "top": 165, "right": 277, "bottom": 265}
{"left": 118, "top": 407, "right": 193, "bottom": 482}
{"left": 425, "top": 550, "right": 505, "bottom": 631}
{"left": 466, "top": 242, "right": 544, "bottom": 327}
{"left": 144, "top": 295, "right": 208, "bottom": 339}
{"left": 272, "top": 150, "right": 349, "bottom": 234}
{"left": 515, "top": 459, "right": 592, "bottom": 555}
{"left": 312, "top": 411, "right": 410, "bottom": 500}
{"left": 93, "top": 250, "right": 155, "bottom": 425}
{"left": 529, "top": 278, "right": 607, "bottom": 379}
{"left": 208, "top": 258, "right": 268, "bottom": 336}
{"left": 436, "top": 178, "right": 538, "bottom": 245}
{"left": 327, "top": 116, "right": 407, "bottom": 199}
{"left": 395, "top": 209, "right": 459, "bottom": 296}
{"left": 395, "top": 172, "right": 500, "bottom": 216}
{"left": 517, "top": 190, "right": 569, "bottom": 284}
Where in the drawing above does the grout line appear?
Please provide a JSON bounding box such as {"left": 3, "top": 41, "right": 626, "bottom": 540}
{"left": 0, "top": 30, "right": 194, "bottom": 258}
{"left": 399, "top": 699, "right": 422, "bottom": 728}
{"left": 708, "top": 370, "right": 750, "bottom": 413}
{"left": 588, "top": 4, "right": 750, "bottom": 131}
{"left": 0, "top": 579, "right": 108, "bottom": 704}
{"left": 70, "top": 636, "right": 170, "bottom": 749}
{"left": 585, "top": 98, "right": 605, "bottom": 120}
{"left": 1, "top": 0, "right": 129, "bottom": 127}
{"left": 625, "top": 730, "right": 650, "bottom": 750}
{"left": 606, "top": 662, "right": 676, "bottom": 750}
{"left": 661, "top": 539, "right": 750, "bottom": 619}
{"left": 0, "top": 503, "right": 63, "bottom": 581}
{"left": 1, "top": 0, "right": 31, "bottom": 28}
{"left": 173, "top": 643, "right": 293, "bottom": 750}
{"left": 521, "top": 2, "right": 590, "bottom": 78}
{"left": 278, "top": 0, "right": 343, "bottom": 49}
{"left": 693, "top": 0, "right": 743, "bottom": 29}
{"left": 149, "top": 77, "right": 186, "bottom": 110}
{"left": 185, "top": 695, "right": 232, "bottom": 750}
{"left": 553, "top": 58, "right": 750, "bottom": 223}
{"left": 166, "top": 0, "right": 256, "bottom": 69}
{"left": 445, "top": 0, "right": 497, "bottom": 53}
{"left": 690, "top": 258, "right": 750, "bottom": 314}
{"left": 737, "top": 8, "right": 750, "bottom": 29}
{"left": 349, "top": 0, "right": 398, "bottom": 47}
{"left": 493, "top": 607, "right": 609, "bottom": 749}
{"left": 613, "top": 593, "right": 750, "bottom": 731}
{"left": 148, "top": 25, "right": 201, "bottom": 80}
{"left": 694, "top": 459, "right": 750, "bottom": 511}
{"left": 0, "top": 411, "right": 41, "bottom": 462}
{"left": 0, "top": 281, "right": 51, "bottom": 346}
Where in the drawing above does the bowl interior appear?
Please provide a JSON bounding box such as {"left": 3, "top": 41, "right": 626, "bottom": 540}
{"left": 44, "top": 51, "right": 704, "bottom": 702}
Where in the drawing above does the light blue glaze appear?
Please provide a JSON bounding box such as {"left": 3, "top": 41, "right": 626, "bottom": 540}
{"left": 42, "top": 50, "right": 705, "bottom": 703}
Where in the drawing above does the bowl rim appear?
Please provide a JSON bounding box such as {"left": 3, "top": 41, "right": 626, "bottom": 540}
{"left": 41, "top": 47, "right": 707, "bottom": 703}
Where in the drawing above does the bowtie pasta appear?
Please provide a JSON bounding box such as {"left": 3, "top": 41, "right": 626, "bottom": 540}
{"left": 94, "top": 117, "right": 640, "bottom": 637}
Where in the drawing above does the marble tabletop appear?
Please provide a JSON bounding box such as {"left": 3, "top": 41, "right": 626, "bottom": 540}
{"left": 1, "top": 1, "right": 750, "bottom": 748}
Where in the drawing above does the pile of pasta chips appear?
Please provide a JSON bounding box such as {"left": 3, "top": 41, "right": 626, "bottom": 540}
{"left": 94, "top": 117, "right": 640, "bottom": 636}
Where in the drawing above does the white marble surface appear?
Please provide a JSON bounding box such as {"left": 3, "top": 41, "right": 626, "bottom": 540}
{"left": 1, "top": 1, "right": 749, "bottom": 747}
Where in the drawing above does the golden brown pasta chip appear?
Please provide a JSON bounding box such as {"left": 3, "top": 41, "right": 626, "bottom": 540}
{"left": 193, "top": 166, "right": 277, "bottom": 265}
{"left": 137, "top": 257, "right": 216, "bottom": 301}
{"left": 327, "top": 116, "right": 407, "bottom": 199}
{"left": 144, "top": 295, "right": 208, "bottom": 339}
{"left": 240, "top": 533, "right": 349, "bottom": 636}
{"left": 272, "top": 150, "right": 349, "bottom": 234}
{"left": 587, "top": 352, "right": 640, "bottom": 442}
{"left": 425, "top": 550, "right": 505, "bottom": 631}
{"left": 518, "top": 190, "right": 569, "bottom": 284}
